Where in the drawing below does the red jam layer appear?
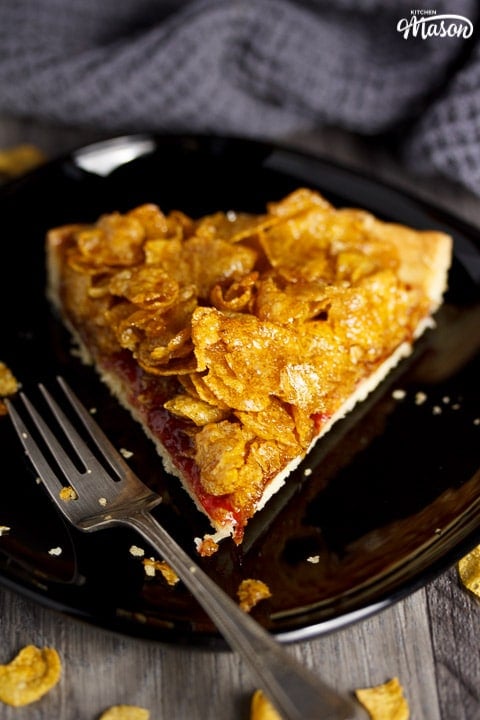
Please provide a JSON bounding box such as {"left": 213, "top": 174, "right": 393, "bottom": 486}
{"left": 102, "top": 351, "right": 240, "bottom": 531}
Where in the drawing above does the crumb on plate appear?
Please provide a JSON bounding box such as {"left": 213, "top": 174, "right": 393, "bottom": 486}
{"left": 237, "top": 578, "right": 272, "bottom": 613}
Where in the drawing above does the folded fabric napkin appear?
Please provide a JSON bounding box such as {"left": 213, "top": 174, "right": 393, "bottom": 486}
{"left": 0, "top": 0, "right": 478, "bottom": 194}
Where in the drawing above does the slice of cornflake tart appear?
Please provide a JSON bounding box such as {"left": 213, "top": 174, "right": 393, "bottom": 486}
{"left": 46, "top": 188, "right": 452, "bottom": 553}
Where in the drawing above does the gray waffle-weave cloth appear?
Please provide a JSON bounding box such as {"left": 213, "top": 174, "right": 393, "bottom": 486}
{"left": 0, "top": 0, "right": 479, "bottom": 194}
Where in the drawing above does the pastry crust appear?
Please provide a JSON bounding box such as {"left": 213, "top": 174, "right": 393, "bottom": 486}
{"left": 46, "top": 189, "right": 452, "bottom": 549}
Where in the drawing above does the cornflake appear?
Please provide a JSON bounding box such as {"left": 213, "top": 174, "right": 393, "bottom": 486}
{"left": 0, "top": 645, "right": 61, "bottom": 707}
{"left": 0, "top": 144, "right": 45, "bottom": 178}
{"left": 0, "top": 361, "right": 19, "bottom": 416}
{"left": 0, "top": 526, "right": 11, "bottom": 537}
{"left": 142, "top": 558, "right": 179, "bottom": 586}
{"left": 250, "top": 689, "right": 282, "bottom": 720}
{"left": 458, "top": 544, "right": 480, "bottom": 597}
{"left": 194, "top": 535, "right": 219, "bottom": 557}
{"left": 98, "top": 705, "right": 150, "bottom": 720}
{"left": 0, "top": 362, "right": 19, "bottom": 396}
{"left": 59, "top": 485, "right": 78, "bottom": 502}
{"left": 355, "top": 677, "right": 409, "bottom": 720}
{"left": 237, "top": 578, "right": 272, "bottom": 613}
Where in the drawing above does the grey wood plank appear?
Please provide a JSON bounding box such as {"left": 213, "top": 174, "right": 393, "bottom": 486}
{"left": 299, "top": 588, "right": 441, "bottom": 720}
{"left": 0, "top": 586, "right": 247, "bottom": 720}
{"left": 427, "top": 568, "right": 480, "bottom": 720}
{"left": 0, "top": 581, "right": 442, "bottom": 719}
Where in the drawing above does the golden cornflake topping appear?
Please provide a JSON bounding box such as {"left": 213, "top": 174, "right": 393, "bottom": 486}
{"left": 55, "top": 188, "right": 438, "bottom": 520}
{"left": 355, "top": 677, "right": 409, "bottom": 720}
{"left": 0, "top": 645, "right": 61, "bottom": 707}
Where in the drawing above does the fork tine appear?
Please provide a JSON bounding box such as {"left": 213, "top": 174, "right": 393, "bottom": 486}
{"left": 37, "top": 384, "right": 105, "bottom": 480}
{"left": 57, "top": 376, "right": 132, "bottom": 480}
{"left": 5, "top": 397, "right": 65, "bottom": 498}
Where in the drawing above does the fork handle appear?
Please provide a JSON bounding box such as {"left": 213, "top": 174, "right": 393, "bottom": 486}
{"left": 123, "top": 510, "right": 363, "bottom": 720}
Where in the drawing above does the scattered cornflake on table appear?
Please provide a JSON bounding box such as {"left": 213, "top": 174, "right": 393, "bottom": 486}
{"left": 250, "top": 689, "right": 282, "bottom": 720}
{"left": 355, "top": 677, "right": 409, "bottom": 720}
{"left": 0, "top": 144, "right": 46, "bottom": 178}
{"left": 98, "top": 705, "right": 150, "bottom": 720}
{"left": 0, "top": 645, "right": 61, "bottom": 707}
{"left": 237, "top": 578, "right": 272, "bottom": 613}
{"left": 391, "top": 389, "right": 406, "bottom": 401}
{"left": 307, "top": 555, "right": 320, "bottom": 564}
{"left": 414, "top": 391, "right": 427, "bottom": 405}
{"left": 119, "top": 447, "right": 134, "bottom": 458}
{"left": 142, "top": 558, "right": 179, "bottom": 586}
{"left": 458, "top": 544, "right": 480, "bottom": 597}
{"left": 0, "top": 526, "right": 11, "bottom": 536}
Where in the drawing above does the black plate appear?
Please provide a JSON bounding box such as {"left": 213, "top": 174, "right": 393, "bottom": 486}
{"left": 0, "top": 134, "right": 479, "bottom": 645}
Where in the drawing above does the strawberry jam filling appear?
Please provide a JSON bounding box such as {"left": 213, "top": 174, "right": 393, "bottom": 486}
{"left": 102, "top": 351, "right": 241, "bottom": 533}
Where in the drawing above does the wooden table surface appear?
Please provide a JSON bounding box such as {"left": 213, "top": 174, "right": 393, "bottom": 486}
{"left": 0, "top": 116, "right": 479, "bottom": 720}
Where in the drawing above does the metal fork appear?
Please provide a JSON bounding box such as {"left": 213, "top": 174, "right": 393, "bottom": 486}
{"left": 6, "top": 377, "right": 365, "bottom": 720}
